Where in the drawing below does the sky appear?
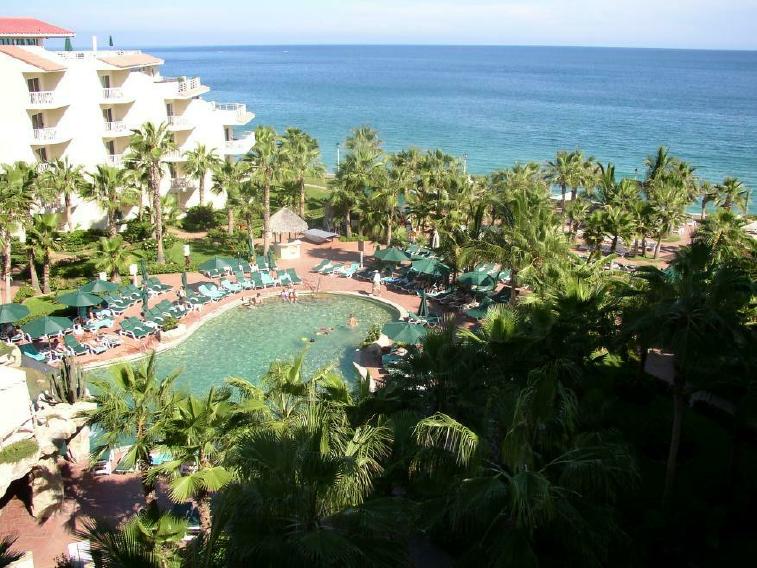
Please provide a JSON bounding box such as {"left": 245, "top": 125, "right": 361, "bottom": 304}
{"left": 3, "top": 0, "right": 757, "bottom": 50}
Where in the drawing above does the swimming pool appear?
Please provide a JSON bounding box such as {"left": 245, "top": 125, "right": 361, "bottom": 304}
{"left": 122, "top": 294, "right": 397, "bottom": 394}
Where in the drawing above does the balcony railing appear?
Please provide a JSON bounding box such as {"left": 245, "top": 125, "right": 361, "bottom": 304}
{"left": 167, "top": 115, "right": 192, "bottom": 129}
{"left": 102, "top": 87, "right": 130, "bottom": 101}
{"left": 224, "top": 131, "right": 256, "bottom": 155}
{"left": 160, "top": 76, "right": 208, "bottom": 99}
{"left": 106, "top": 154, "right": 124, "bottom": 166}
{"left": 177, "top": 77, "right": 202, "bottom": 95}
{"left": 32, "top": 127, "right": 61, "bottom": 143}
{"left": 55, "top": 49, "right": 142, "bottom": 60}
{"left": 28, "top": 91, "right": 56, "bottom": 105}
{"left": 103, "top": 121, "right": 129, "bottom": 135}
{"left": 170, "top": 177, "right": 191, "bottom": 191}
{"left": 163, "top": 149, "right": 185, "bottom": 162}
{"left": 212, "top": 102, "right": 253, "bottom": 125}
{"left": 37, "top": 161, "right": 53, "bottom": 172}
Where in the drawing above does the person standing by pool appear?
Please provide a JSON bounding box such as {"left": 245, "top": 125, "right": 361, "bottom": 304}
{"left": 281, "top": 289, "right": 289, "bottom": 302}
{"left": 372, "top": 270, "right": 382, "bottom": 296}
{"left": 291, "top": 289, "right": 298, "bottom": 304}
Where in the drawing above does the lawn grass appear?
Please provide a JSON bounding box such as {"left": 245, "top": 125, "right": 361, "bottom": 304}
{"left": 166, "top": 239, "right": 237, "bottom": 266}
{"left": 23, "top": 294, "right": 70, "bottom": 319}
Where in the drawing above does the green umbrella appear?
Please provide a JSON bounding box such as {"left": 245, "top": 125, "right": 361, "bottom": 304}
{"left": 465, "top": 298, "right": 494, "bottom": 320}
{"left": 375, "top": 247, "right": 410, "bottom": 263}
{"left": 382, "top": 321, "right": 427, "bottom": 344}
{"left": 411, "top": 258, "right": 449, "bottom": 278}
{"left": 0, "top": 303, "right": 30, "bottom": 324}
{"left": 417, "top": 290, "right": 428, "bottom": 317}
{"left": 198, "top": 257, "right": 232, "bottom": 272}
{"left": 58, "top": 290, "right": 104, "bottom": 320}
{"left": 21, "top": 316, "right": 73, "bottom": 339}
{"left": 458, "top": 271, "right": 496, "bottom": 288}
{"left": 181, "top": 270, "right": 189, "bottom": 291}
{"left": 80, "top": 279, "right": 120, "bottom": 294}
{"left": 141, "top": 286, "right": 150, "bottom": 314}
{"left": 109, "top": 34, "right": 114, "bottom": 47}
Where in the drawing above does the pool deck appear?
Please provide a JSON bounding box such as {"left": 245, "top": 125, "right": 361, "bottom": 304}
{"left": 0, "top": 239, "right": 449, "bottom": 567}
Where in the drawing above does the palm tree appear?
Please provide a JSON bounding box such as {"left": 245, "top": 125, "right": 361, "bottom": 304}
{"left": 125, "top": 122, "right": 177, "bottom": 264}
{"left": 625, "top": 243, "right": 753, "bottom": 501}
{"left": 236, "top": 179, "right": 262, "bottom": 257}
{"left": 244, "top": 126, "right": 281, "bottom": 255}
{"left": 601, "top": 204, "right": 635, "bottom": 253}
{"left": 647, "top": 178, "right": 688, "bottom": 258}
{"left": 0, "top": 163, "right": 40, "bottom": 302}
{"left": 184, "top": 144, "right": 221, "bottom": 207}
{"left": 154, "top": 388, "right": 234, "bottom": 536}
{"left": 279, "top": 128, "right": 325, "bottom": 219}
{"left": 544, "top": 150, "right": 582, "bottom": 212}
{"left": 694, "top": 209, "right": 756, "bottom": 262}
{"left": 27, "top": 213, "right": 60, "bottom": 294}
{"left": 211, "top": 160, "right": 248, "bottom": 235}
{"left": 698, "top": 180, "right": 718, "bottom": 220}
{"left": 716, "top": 177, "right": 749, "bottom": 213}
{"left": 0, "top": 536, "right": 22, "bottom": 567}
{"left": 95, "top": 235, "right": 135, "bottom": 282}
{"left": 83, "top": 164, "right": 136, "bottom": 236}
{"left": 42, "top": 158, "right": 87, "bottom": 231}
{"left": 85, "top": 352, "right": 179, "bottom": 511}
{"left": 331, "top": 144, "right": 385, "bottom": 238}
{"left": 23, "top": 230, "right": 41, "bottom": 294}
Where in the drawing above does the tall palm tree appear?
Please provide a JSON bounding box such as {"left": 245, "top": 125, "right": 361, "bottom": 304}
{"left": 23, "top": 230, "right": 41, "bottom": 294}
{"left": 184, "top": 144, "right": 221, "bottom": 207}
{"left": 694, "top": 209, "right": 756, "bottom": 262}
{"left": 244, "top": 126, "right": 281, "bottom": 254}
{"left": 625, "top": 243, "right": 753, "bottom": 502}
{"left": 42, "top": 158, "right": 87, "bottom": 231}
{"left": 154, "top": 388, "right": 234, "bottom": 536}
{"left": 698, "top": 180, "right": 718, "bottom": 220}
{"left": 716, "top": 177, "right": 749, "bottom": 213}
{"left": 279, "top": 128, "right": 325, "bottom": 219}
{"left": 331, "top": 144, "right": 385, "bottom": 238}
{"left": 544, "top": 150, "right": 582, "bottom": 212}
{"left": 85, "top": 352, "right": 179, "bottom": 511}
{"left": 211, "top": 160, "right": 248, "bottom": 235}
{"left": 83, "top": 165, "right": 136, "bottom": 236}
{"left": 125, "top": 122, "right": 177, "bottom": 264}
{"left": 601, "top": 204, "right": 635, "bottom": 253}
{"left": 0, "top": 163, "right": 40, "bottom": 302}
{"left": 27, "top": 213, "right": 60, "bottom": 294}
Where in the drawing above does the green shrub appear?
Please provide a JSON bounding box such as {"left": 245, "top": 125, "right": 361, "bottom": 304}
{"left": 122, "top": 218, "right": 153, "bottom": 243}
{"left": 60, "top": 229, "right": 106, "bottom": 252}
{"left": 361, "top": 324, "right": 382, "bottom": 347}
{"left": 0, "top": 439, "right": 39, "bottom": 465}
{"left": 182, "top": 205, "right": 219, "bottom": 232}
{"left": 161, "top": 316, "right": 179, "bottom": 332}
{"left": 338, "top": 234, "right": 368, "bottom": 243}
{"left": 14, "top": 284, "right": 36, "bottom": 303}
{"left": 48, "top": 357, "right": 87, "bottom": 405}
{"left": 147, "top": 261, "right": 185, "bottom": 275}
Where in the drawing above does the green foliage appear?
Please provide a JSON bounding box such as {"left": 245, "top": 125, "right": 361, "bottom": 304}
{"left": 14, "top": 284, "right": 36, "bottom": 302}
{"left": 0, "top": 438, "right": 39, "bottom": 465}
{"left": 361, "top": 323, "right": 381, "bottom": 347}
{"left": 59, "top": 228, "right": 106, "bottom": 252}
{"left": 48, "top": 357, "right": 86, "bottom": 404}
{"left": 122, "top": 218, "right": 153, "bottom": 243}
{"left": 147, "top": 261, "right": 185, "bottom": 275}
{"left": 181, "top": 205, "right": 221, "bottom": 232}
{"left": 338, "top": 233, "right": 370, "bottom": 242}
{"left": 160, "top": 316, "right": 179, "bottom": 332}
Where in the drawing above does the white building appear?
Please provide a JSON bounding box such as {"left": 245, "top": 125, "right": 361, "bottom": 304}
{"left": 0, "top": 17, "right": 255, "bottom": 229}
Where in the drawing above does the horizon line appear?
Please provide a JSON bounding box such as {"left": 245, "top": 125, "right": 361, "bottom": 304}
{"left": 64, "top": 42, "right": 757, "bottom": 54}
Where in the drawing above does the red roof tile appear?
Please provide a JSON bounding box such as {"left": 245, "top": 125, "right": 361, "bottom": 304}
{"left": 0, "top": 17, "right": 74, "bottom": 37}
{"left": 0, "top": 46, "right": 66, "bottom": 71}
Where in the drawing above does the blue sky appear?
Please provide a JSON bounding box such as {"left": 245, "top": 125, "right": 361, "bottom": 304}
{"left": 4, "top": 0, "right": 757, "bottom": 50}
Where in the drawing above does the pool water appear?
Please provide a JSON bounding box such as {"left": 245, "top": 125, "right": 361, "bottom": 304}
{"left": 141, "top": 294, "right": 396, "bottom": 394}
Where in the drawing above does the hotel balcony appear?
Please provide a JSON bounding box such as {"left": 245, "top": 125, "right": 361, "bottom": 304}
{"left": 103, "top": 121, "right": 131, "bottom": 137}
{"left": 213, "top": 102, "right": 254, "bottom": 126}
{"left": 105, "top": 154, "right": 124, "bottom": 167}
{"left": 31, "top": 127, "right": 71, "bottom": 145}
{"left": 223, "top": 130, "right": 256, "bottom": 155}
{"left": 167, "top": 115, "right": 193, "bottom": 131}
{"left": 101, "top": 87, "right": 135, "bottom": 104}
{"left": 162, "top": 149, "right": 186, "bottom": 162}
{"left": 170, "top": 177, "right": 192, "bottom": 191}
{"left": 27, "top": 91, "right": 68, "bottom": 110}
{"left": 160, "top": 76, "right": 210, "bottom": 100}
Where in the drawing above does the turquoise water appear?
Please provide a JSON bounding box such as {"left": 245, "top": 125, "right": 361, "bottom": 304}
{"left": 150, "top": 45, "right": 757, "bottom": 212}
{"left": 141, "top": 294, "right": 396, "bottom": 394}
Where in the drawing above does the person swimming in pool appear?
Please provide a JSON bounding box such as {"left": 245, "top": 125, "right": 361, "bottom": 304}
{"left": 347, "top": 313, "right": 358, "bottom": 328}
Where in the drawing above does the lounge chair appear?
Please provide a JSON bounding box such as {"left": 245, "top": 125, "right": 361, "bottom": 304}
{"left": 311, "top": 259, "right": 331, "bottom": 273}
{"left": 85, "top": 318, "right": 114, "bottom": 332}
{"left": 278, "top": 271, "right": 292, "bottom": 286}
{"left": 250, "top": 272, "right": 265, "bottom": 289}
{"left": 198, "top": 284, "right": 226, "bottom": 301}
{"left": 407, "top": 313, "right": 441, "bottom": 327}
{"left": 233, "top": 270, "right": 254, "bottom": 289}
{"left": 267, "top": 255, "right": 278, "bottom": 270}
{"left": 63, "top": 335, "right": 89, "bottom": 356}
{"left": 221, "top": 278, "right": 243, "bottom": 293}
{"left": 201, "top": 268, "right": 223, "bottom": 279}
{"left": 256, "top": 256, "right": 269, "bottom": 271}
{"left": 147, "top": 277, "right": 172, "bottom": 294}
{"left": 320, "top": 263, "right": 342, "bottom": 275}
{"left": 19, "top": 344, "right": 46, "bottom": 362}
{"left": 337, "top": 263, "right": 360, "bottom": 278}
{"left": 119, "top": 318, "right": 153, "bottom": 339}
{"left": 285, "top": 268, "right": 303, "bottom": 285}
{"left": 186, "top": 290, "right": 211, "bottom": 307}
{"left": 260, "top": 272, "right": 278, "bottom": 287}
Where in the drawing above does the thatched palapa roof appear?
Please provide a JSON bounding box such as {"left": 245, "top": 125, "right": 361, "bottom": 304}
{"left": 269, "top": 207, "right": 308, "bottom": 234}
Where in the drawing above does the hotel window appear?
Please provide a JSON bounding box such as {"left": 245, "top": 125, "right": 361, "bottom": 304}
{"left": 106, "top": 140, "right": 116, "bottom": 156}
{"left": 166, "top": 103, "right": 174, "bottom": 117}
{"left": 27, "top": 77, "right": 41, "bottom": 93}
{"left": 36, "top": 148, "right": 48, "bottom": 162}
{"left": 102, "top": 108, "right": 114, "bottom": 123}
{"left": 100, "top": 75, "right": 111, "bottom": 89}
{"left": 31, "top": 113, "right": 44, "bottom": 130}
{"left": 168, "top": 163, "right": 177, "bottom": 180}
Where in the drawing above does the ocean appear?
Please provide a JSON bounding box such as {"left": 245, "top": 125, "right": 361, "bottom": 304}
{"left": 150, "top": 45, "right": 757, "bottom": 211}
